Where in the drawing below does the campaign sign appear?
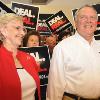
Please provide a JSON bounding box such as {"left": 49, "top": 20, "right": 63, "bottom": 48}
{"left": 19, "top": 45, "right": 50, "bottom": 100}
{"left": 37, "top": 14, "right": 53, "bottom": 35}
{"left": 19, "top": 46, "right": 50, "bottom": 85}
{"left": 11, "top": 2, "right": 39, "bottom": 30}
{"left": 0, "top": 1, "right": 14, "bottom": 15}
{"left": 45, "top": 10, "right": 72, "bottom": 34}
{"left": 93, "top": 4, "right": 100, "bottom": 40}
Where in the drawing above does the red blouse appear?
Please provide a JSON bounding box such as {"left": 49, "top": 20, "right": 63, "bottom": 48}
{"left": 0, "top": 45, "right": 41, "bottom": 100}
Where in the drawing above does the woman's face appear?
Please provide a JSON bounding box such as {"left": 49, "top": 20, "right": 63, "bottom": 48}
{"left": 2, "top": 19, "right": 26, "bottom": 47}
{"left": 27, "top": 35, "right": 39, "bottom": 47}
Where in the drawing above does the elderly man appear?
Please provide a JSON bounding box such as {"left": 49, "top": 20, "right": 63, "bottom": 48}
{"left": 47, "top": 5, "right": 100, "bottom": 100}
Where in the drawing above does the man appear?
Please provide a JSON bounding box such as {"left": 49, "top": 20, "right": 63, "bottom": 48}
{"left": 47, "top": 5, "right": 100, "bottom": 100}
{"left": 45, "top": 34, "right": 57, "bottom": 58}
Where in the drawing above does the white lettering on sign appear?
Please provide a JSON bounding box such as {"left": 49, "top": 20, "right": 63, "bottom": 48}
{"left": 30, "top": 52, "right": 45, "bottom": 62}
{"left": 38, "top": 22, "right": 47, "bottom": 27}
{"left": 48, "top": 15, "right": 63, "bottom": 26}
{"left": 13, "top": 7, "right": 35, "bottom": 18}
{"left": 39, "top": 74, "right": 48, "bottom": 79}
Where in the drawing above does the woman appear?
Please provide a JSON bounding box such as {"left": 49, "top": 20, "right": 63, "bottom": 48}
{"left": 22, "top": 30, "right": 47, "bottom": 100}
{"left": 0, "top": 13, "right": 41, "bottom": 100}
{"left": 23, "top": 30, "right": 41, "bottom": 47}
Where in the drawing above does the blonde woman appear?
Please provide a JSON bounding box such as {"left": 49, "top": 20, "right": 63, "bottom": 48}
{"left": 0, "top": 13, "right": 41, "bottom": 100}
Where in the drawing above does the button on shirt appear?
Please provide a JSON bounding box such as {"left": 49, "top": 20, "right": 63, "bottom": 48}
{"left": 47, "top": 32, "right": 100, "bottom": 100}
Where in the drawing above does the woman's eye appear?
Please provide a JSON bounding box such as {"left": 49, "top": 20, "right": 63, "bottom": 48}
{"left": 16, "top": 26, "right": 20, "bottom": 30}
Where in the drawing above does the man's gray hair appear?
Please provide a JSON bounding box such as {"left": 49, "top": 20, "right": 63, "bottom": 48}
{"left": 75, "top": 4, "right": 98, "bottom": 21}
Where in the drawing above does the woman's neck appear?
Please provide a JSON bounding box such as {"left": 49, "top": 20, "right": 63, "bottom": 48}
{"left": 3, "top": 41, "right": 17, "bottom": 56}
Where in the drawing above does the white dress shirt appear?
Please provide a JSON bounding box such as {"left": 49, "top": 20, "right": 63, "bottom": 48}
{"left": 47, "top": 32, "right": 100, "bottom": 100}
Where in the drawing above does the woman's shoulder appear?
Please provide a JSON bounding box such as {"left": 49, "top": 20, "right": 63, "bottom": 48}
{"left": 17, "top": 50, "right": 35, "bottom": 61}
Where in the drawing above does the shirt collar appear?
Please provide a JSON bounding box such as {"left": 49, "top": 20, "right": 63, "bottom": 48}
{"left": 75, "top": 31, "right": 95, "bottom": 46}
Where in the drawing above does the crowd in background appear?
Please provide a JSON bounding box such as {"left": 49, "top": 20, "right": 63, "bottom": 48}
{"left": 21, "top": 29, "right": 73, "bottom": 58}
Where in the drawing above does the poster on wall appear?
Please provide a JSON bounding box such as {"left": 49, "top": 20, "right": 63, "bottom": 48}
{"left": 0, "top": 1, "right": 14, "bottom": 15}
{"left": 11, "top": 2, "right": 39, "bottom": 30}
{"left": 72, "top": 4, "right": 100, "bottom": 41}
{"left": 19, "top": 45, "right": 50, "bottom": 100}
{"left": 37, "top": 14, "right": 53, "bottom": 35}
{"left": 45, "top": 10, "right": 72, "bottom": 34}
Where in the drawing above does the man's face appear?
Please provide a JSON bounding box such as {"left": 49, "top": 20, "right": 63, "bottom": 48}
{"left": 46, "top": 36, "right": 57, "bottom": 48}
{"left": 75, "top": 7, "right": 97, "bottom": 40}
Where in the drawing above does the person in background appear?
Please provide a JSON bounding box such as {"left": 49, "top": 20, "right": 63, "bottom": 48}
{"left": 40, "top": 35, "right": 47, "bottom": 46}
{"left": 23, "top": 30, "right": 41, "bottom": 47}
{"left": 22, "top": 30, "right": 47, "bottom": 72}
{"left": 0, "top": 13, "right": 41, "bottom": 100}
{"left": 45, "top": 34, "right": 57, "bottom": 58}
{"left": 22, "top": 30, "right": 47, "bottom": 100}
{"left": 58, "top": 31, "right": 72, "bottom": 42}
{"left": 47, "top": 5, "right": 100, "bottom": 100}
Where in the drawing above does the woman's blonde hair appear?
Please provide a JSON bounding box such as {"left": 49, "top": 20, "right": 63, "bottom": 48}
{"left": 0, "top": 13, "right": 23, "bottom": 41}
{"left": 0, "top": 13, "right": 23, "bottom": 26}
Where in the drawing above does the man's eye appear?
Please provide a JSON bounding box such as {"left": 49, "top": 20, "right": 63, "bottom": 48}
{"left": 80, "top": 16, "right": 86, "bottom": 19}
{"left": 91, "top": 16, "right": 97, "bottom": 20}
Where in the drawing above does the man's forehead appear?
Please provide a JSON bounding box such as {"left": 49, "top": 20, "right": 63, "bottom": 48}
{"left": 78, "top": 6, "right": 97, "bottom": 15}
